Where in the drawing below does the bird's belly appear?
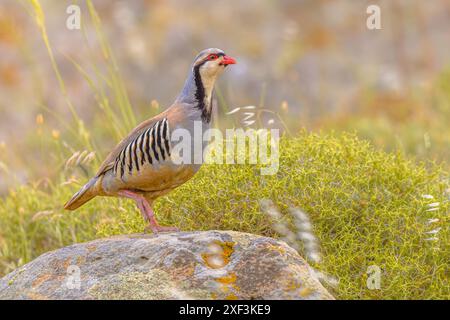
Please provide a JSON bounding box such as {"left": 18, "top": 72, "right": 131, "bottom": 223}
{"left": 138, "top": 164, "right": 197, "bottom": 191}
{"left": 105, "top": 162, "right": 199, "bottom": 196}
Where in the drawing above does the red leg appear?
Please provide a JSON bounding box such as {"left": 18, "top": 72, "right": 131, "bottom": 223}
{"left": 118, "top": 190, "right": 179, "bottom": 233}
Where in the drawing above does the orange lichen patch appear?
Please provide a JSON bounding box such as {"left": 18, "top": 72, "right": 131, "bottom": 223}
{"left": 284, "top": 278, "right": 313, "bottom": 298}
{"left": 225, "top": 294, "right": 238, "bottom": 300}
{"left": 166, "top": 264, "right": 196, "bottom": 282}
{"left": 299, "top": 287, "right": 313, "bottom": 298}
{"left": 220, "top": 241, "right": 235, "bottom": 258}
{"left": 220, "top": 285, "right": 229, "bottom": 293}
{"left": 285, "top": 278, "right": 302, "bottom": 291}
{"left": 216, "top": 272, "right": 237, "bottom": 285}
{"left": 76, "top": 255, "right": 86, "bottom": 265}
{"left": 26, "top": 291, "right": 49, "bottom": 300}
{"left": 63, "top": 258, "right": 72, "bottom": 269}
{"left": 266, "top": 243, "right": 286, "bottom": 255}
{"left": 201, "top": 240, "right": 235, "bottom": 269}
{"left": 49, "top": 257, "right": 73, "bottom": 274}
{"left": 32, "top": 273, "right": 52, "bottom": 288}
{"left": 216, "top": 272, "right": 240, "bottom": 294}
{"left": 86, "top": 244, "right": 97, "bottom": 253}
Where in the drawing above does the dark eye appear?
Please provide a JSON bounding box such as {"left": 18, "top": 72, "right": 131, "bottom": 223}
{"left": 209, "top": 54, "right": 218, "bottom": 60}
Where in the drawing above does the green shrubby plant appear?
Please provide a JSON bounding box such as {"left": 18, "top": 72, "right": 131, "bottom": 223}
{"left": 1, "top": 132, "right": 448, "bottom": 299}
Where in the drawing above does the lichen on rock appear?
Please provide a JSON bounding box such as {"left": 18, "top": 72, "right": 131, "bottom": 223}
{"left": 0, "top": 231, "right": 334, "bottom": 300}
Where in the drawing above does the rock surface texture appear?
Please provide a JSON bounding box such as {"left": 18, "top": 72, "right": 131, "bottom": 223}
{"left": 0, "top": 231, "right": 334, "bottom": 300}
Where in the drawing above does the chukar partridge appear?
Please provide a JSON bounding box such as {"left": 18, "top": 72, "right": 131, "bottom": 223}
{"left": 64, "top": 48, "right": 236, "bottom": 233}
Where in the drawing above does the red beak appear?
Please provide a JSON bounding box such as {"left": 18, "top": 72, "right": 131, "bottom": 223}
{"left": 221, "top": 55, "right": 236, "bottom": 65}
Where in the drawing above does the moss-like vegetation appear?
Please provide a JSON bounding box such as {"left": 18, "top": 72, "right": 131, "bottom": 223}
{"left": 0, "top": 132, "right": 449, "bottom": 299}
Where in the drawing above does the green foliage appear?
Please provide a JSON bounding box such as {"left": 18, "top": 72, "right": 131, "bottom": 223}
{"left": 0, "top": 0, "right": 447, "bottom": 300}
{"left": 1, "top": 132, "right": 448, "bottom": 299}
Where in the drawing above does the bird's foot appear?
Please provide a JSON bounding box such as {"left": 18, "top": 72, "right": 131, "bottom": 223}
{"left": 144, "top": 224, "right": 179, "bottom": 234}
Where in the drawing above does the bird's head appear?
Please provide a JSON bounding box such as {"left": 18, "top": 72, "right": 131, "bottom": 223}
{"left": 178, "top": 48, "right": 236, "bottom": 122}
{"left": 192, "top": 48, "right": 236, "bottom": 81}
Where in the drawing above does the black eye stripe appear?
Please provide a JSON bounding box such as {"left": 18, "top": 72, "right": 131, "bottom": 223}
{"left": 197, "top": 52, "right": 225, "bottom": 65}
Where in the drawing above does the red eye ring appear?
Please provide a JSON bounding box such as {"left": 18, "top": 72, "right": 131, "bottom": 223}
{"left": 208, "top": 54, "right": 219, "bottom": 60}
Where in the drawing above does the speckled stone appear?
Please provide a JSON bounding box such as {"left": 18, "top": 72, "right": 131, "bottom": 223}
{"left": 0, "top": 231, "right": 334, "bottom": 300}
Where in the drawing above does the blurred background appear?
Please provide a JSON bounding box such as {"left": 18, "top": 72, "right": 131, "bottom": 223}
{"left": 0, "top": 0, "right": 449, "bottom": 194}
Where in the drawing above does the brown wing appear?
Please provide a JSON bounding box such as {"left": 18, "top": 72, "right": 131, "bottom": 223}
{"left": 94, "top": 102, "right": 189, "bottom": 178}
{"left": 95, "top": 110, "right": 168, "bottom": 177}
{"left": 106, "top": 115, "right": 196, "bottom": 197}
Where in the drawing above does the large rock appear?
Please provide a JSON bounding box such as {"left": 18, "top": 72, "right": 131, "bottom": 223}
{"left": 0, "top": 231, "right": 333, "bottom": 300}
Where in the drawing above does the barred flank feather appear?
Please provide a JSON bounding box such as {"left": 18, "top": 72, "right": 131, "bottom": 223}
{"left": 114, "top": 118, "right": 171, "bottom": 179}
{"left": 64, "top": 177, "right": 98, "bottom": 210}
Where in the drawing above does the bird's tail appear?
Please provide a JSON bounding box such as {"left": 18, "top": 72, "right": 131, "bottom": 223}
{"left": 64, "top": 177, "right": 98, "bottom": 210}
